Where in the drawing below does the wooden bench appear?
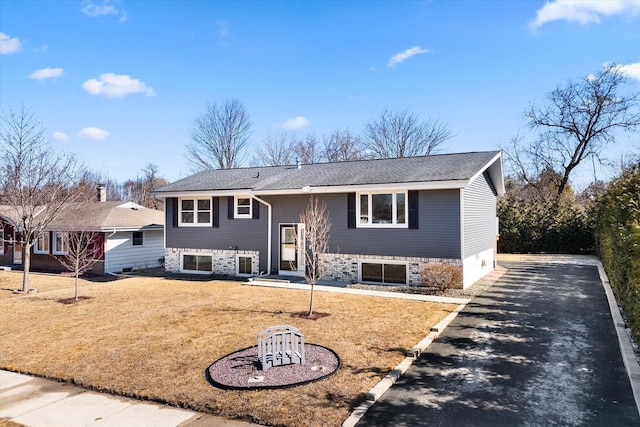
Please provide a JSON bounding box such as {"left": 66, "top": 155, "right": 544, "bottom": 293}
{"left": 257, "top": 325, "right": 305, "bottom": 371}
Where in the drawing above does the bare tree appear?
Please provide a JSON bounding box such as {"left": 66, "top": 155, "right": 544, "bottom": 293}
{"left": 322, "top": 129, "right": 366, "bottom": 162}
{"left": 0, "top": 105, "right": 84, "bottom": 292}
{"left": 294, "top": 196, "right": 331, "bottom": 317}
{"left": 186, "top": 99, "right": 252, "bottom": 170}
{"left": 293, "top": 134, "right": 322, "bottom": 164}
{"left": 363, "top": 109, "right": 452, "bottom": 159}
{"left": 253, "top": 132, "right": 296, "bottom": 166}
{"left": 54, "top": 218, "right": 102, "bottom": 301}
{"left": 515, "top": 64, "right": 640, "bottom": 196}
{"left": 141, "top": 163, "right": 167, "bottom": 209}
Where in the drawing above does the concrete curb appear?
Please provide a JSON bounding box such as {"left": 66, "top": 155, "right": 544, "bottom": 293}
{"left": 596, "top": 261, "right": 640, "bottom": 417}
{"left": 341, "top": 303, "right": 467, "bottom": 427}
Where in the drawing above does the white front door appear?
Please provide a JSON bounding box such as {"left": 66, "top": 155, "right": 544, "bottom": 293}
{"left": 13, "top": 231, "right": 22, "bottom": 264}
{"left": 279, "top": 224, "right": 305, "bottom": 276}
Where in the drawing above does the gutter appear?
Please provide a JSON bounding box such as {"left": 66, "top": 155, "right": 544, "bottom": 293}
{"left": 252, "top": 195, "right": 272, "bottom": 275}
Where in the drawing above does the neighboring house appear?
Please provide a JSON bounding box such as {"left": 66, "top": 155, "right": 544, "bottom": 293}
{"left": 0, "top": 187, "right": 165, "bottom": 275}
{"left": 153, "top": 151, "right": 505, "bottom": 289}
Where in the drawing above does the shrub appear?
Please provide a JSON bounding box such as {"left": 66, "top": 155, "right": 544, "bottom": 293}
{"left": 421, "top": 263, "right": 463, "bottom": 291}
{"left": 594, "top": 164, "right": 640, "bottom": 343}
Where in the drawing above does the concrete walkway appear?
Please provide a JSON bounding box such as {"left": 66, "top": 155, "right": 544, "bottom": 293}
{"left": 0, "top": 370, "right": 253, "bottom": 427}
{"left": 355, "top": 260, "right": 640, "bottom": 426}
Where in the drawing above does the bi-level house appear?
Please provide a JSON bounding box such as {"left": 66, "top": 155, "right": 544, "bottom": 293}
{"left": 153, "top": 151, "right": 504, "bottom": 289}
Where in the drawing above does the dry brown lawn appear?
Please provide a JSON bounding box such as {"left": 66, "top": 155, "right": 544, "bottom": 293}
{"left": 0, "top": 271, "right": 457, "bottom": 426}
{"left": 0, "top": 271, "right": 97, "bottom": 300}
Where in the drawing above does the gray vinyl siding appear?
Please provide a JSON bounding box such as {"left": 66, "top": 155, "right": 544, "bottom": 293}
{"left": 264, "top": 190, "right": 461, "bottom": 273}
{"left": 463, "top": 171, "right": 497, "bottom": 258}
{"left": 166, "top": 190, "right": 462, "bottom": 276}
{"left": 165, "top": 197, "right": 269, "bottom": 272}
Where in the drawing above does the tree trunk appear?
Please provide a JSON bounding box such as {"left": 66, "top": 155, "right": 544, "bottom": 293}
{"left": 75, "top": 260, "right": 80, "bottom": 300}
{"left": 308, "top": 282, "right": 315, "bottom": 317}
{"left": 21, "top": 243, "right": 31, "bottom": 293}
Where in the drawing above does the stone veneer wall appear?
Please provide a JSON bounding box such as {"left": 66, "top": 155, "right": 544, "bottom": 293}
{"left": 165, "top": 248, "right": 259, "bottom": 276}
{"left": 320, "top": 253, "right": 462, "bottom": 286}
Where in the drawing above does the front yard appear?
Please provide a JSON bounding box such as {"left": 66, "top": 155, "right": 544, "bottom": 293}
{"left": 0, "top": 272, "right": 457, "bottom": 426}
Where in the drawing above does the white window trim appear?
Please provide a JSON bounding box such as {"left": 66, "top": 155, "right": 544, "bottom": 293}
{"left": 34, "top": 233, "right": 50, "bottom": 254}
{"left": 234, "top": 196, "right": 252, "bottom": 219}
{"left": 0, "top": 228, "right": 4, "bottom": 256}
{"left": 356, "top": 191, "right": 408, "bottom": 228}
{"left": 236, "top": 254, "right": 253, "bottom": 277}
{"left": 132, "top": 231, "right": 144, "bottom": 247}
{"left": 178, "top": 197, "right": 212, "bottom": 227}
{"left": 180, "top": 252, "right": 213, "bottom": 274}
{"left": 358, "top": 259, "right": 408, "bottom": 285}
{"left": 52, "top": 232, "right": 68, "bottom": 255}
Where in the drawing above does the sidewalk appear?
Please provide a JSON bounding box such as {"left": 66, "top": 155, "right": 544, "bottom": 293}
{"left": 0, "top": 370, "right": 253, "bottom": 427}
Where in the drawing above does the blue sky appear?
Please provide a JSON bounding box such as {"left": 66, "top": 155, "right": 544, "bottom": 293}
{"left": 1, "top": 0, "right": 639, "bottom": 188}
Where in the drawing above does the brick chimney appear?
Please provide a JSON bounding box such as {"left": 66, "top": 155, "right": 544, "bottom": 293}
{"left": 97, "top": 184, "right": 107, "bottom": 202}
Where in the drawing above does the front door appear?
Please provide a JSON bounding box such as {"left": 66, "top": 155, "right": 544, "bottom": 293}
{"left": 279, "top": 224, "right": 304, "bottom": 276}
{"left": 13, "top": 231, "right": 22, "bottom": 264}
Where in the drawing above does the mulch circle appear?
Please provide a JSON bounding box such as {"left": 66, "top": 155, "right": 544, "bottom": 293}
{"left": 205, "top": 344, "right": 340, "bottom": 390}
{"left": 291, "top": 311, "right": 331, "bottom": 321}
{"left": 56, "top": 296, "right": 92, "bottom": 304}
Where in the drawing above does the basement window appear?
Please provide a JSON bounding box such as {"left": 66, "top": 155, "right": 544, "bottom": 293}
{"left": 359, "top": 261, "right": 407, "bottom": 285}
{"left": 181, "top": 253, "right": 213, "bottom": 274}
{"left": 237, "top": 255, "right": 253, "bottom": 276}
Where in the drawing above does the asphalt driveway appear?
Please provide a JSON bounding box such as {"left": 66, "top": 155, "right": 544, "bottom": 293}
{"left": 357, "top": 261, "right": 640, "bottom": 426}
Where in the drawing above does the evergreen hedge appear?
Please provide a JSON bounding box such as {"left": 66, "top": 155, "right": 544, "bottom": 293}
{"left": 497, "top": 196, "right": 594, "bottom": 254}
{"left": 594, "top": 165, "right": 640, "bottom": 343}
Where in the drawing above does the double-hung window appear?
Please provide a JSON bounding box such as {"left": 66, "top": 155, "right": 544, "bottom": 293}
{"left": 53, "top": 232, "right": 68, "bottom": 255}
{"left": 357, "top": 191, "right": 407, "bottom": 227}
{"left": 234, "top": 197, "right": 252, "bottom": 218}
{"left": 35, "top": 232, "right": 50, "bottom": 254}
{"left": 179, "top": 198, "right": 211, "bottom": 226}
{"left": 132, "top": 231, "right": 143, "bottom": 246}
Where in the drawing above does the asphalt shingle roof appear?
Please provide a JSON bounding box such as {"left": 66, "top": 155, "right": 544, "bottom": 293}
{"left": 0, "top": 202, "right": 164, "bottom": 230}
{"left": 156, "top": 150, "right": 501, "bottom": 193}
{"left": 51, "top": 202, "right": 164, "bottom": 230}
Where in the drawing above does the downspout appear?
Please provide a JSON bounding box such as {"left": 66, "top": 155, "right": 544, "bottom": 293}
{"left": 252, "top": 196, "right": 272, "bottom": 275}
{"left": 105, "top": 228, "right": 117, "bottom": 276}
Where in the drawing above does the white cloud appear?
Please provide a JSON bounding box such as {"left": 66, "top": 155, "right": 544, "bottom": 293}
{"left": 81, "top": 0, "right": 128, "bottom": 23}
{"left": 530, "top": 0, "right": 640, "bottom": 29}
{"left": 387, "top": 46, "right": 430, "bottom": 68}
{"left": 0, "top": 32, "right": 22, "bottom": 55}
{"left": 52, "top": 131, "right": 69, "bottom": 141}
{"left": 217, "top": 20, "right": 231, "bottom": 38}
{"left": 34, "top": 44, "right": 48, "bottom": 53}
{"left": 77, "top": 127, "right": 110, "bottom": 140}
{"left": 82, "top": 73, "right": 155, "bottom": 98}
{"left": 279, "top": 116, "right": 310, "bottom": 130}
{"left": 29, "top": 67, "right": 64, "bottom": 81}
{"left": 614, "top": 62, "right": 640, "bottom": 80}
